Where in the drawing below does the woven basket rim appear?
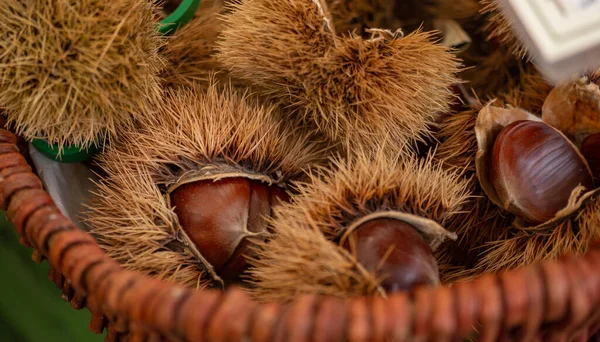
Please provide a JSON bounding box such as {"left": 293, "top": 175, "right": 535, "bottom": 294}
{"left": 2, "top": 127, "right": 599, "bottom": 341}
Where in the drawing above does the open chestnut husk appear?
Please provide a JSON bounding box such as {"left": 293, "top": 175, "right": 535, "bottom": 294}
{"left": 476, "top": 103, "right": 595, "bottom": 226}
{"left": 168, "top": 176, "right": 288, "bottom": 283}
{"left": 85, "top": 82, "right": 325, "bottom": 289}
{"left": 247, "top": 150, "right": 469, "bottom": 301}
{"left": 434, "top": 103, "right": 600, "bottom": 281}
{"left": 341, "top": 217, "right": 439, "bottom": 292}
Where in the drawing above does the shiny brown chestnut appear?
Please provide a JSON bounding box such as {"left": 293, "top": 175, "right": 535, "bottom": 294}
{"left": 490, "top": 120, "right": 594, "bottom": 225}
{"left": 580, "top": 133, "right": 600, "bottom": 182}
{"left": 169, "top": 177, "right": 288, "bottom": 283}
{"left": 341, "top": 218, "right": 439, "bottom": 292}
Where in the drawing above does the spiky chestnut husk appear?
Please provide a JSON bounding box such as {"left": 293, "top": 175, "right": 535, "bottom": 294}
{"left": 479, "top": 0, "right": 528, "bottom": 59}
{"left": 84, "top": 81, "right": 325, "bottom": 288}
{"left": 472, "top": 194, "right": 600, "bottom": 274}
{"left": 0, "top": 0, "right": 164, "bottom": 151}
{"left": 159, "top": 0, "right": 183, "bottom": 15}
{"left": 217, "top": 0, "right": 461, "bottom": 152}
{"left": 248, "top": 149, "right": 470, "bottom": 301}
{"left": 499, "top": 66, "right": 554, "bottom": 114}
{"left": 433, "top": 106, "right": 513, "bottom": 281}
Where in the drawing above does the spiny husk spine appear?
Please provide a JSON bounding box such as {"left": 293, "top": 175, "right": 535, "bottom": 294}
{"left": 325, "top": 0, "right": 397, "bottom": 36}
{"left": 479, "top": 0, "right": 528, "bottom": 59}
{"left": 217, "top": 0, "right": 461, "bottom": 151}
{"left": 247, "top": 222, "right": 383, "bottom": 302}
{"left": 85, "top": 80, "right": 326, "bottom": 288}
{"left": 279, "top": 149, "right": 471, "bottom": 240}
{"left": 499, "top": 66, "right": 554, "bottom": 114}
{"left": 469, "top": 193, "right": 600, "bottom": 278}
{"left": 434, "top": 105, "right": 514, "bottom": 281}
{"left": 0, "top": 0, "right": 165, "bottom": 150}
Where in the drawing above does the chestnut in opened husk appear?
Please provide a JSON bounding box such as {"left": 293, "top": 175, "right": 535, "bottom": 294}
{"left": 341, "top": 218, "right": 439, "bottom": 292}
{"left": 490, "top": 120, "right": 594, "bottom": 225}
{"left": 580, "top": 133, "right": 600, "bottom": 182}
{"left": 169, "top": 177, "right": 288, "bottom": 282}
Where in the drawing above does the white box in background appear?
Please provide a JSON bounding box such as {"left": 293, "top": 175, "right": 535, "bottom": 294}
{"left": 496, "top": 0, "right": 600, "bottom": 84}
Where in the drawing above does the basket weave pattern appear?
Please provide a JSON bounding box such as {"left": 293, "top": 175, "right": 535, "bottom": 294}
{"left": 1, "top": 127, "right": 599, "bottom": 341}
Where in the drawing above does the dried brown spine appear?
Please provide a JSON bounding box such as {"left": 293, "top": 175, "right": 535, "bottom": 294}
{"left": 325, "top": 0, "right": 397, "bottom": 37}
{"left": 499, "top": 66, "right": 554, "bottom": 114}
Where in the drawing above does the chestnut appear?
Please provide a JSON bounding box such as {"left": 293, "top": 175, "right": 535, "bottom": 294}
{"left": 169, "top": 177, "right": 288, "bottom": 283}
{"left": 341, "top": 218, "right": 439, "bottom": 292}
{"left": 580, "top": 133, "right": 600, "bottom": 182}
{"left": 490, "top": 120, "right": 594, "bottom": 225}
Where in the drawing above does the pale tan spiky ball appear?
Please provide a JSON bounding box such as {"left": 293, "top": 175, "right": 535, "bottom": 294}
{"left": 84, "top": 81, "right": 325, "bottom": 288}
{"left": 479, "top": 0, "right": 528, "bottom": 59}
{"left": 217, "top": 0, "right": 461, "bottom": 151}
{"left": 0, "top": 0, "right": 165, "bottom": 150}
{"left": 248, "top": 149, "right": 471, "bottom": 302}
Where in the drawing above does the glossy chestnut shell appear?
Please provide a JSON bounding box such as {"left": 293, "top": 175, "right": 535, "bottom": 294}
{"left": 170, "top": 177, "right": 288, "bottom": 282}
{"left": 581, "top": 133, "right": 600, "bottom": 183}
{"left": 342, "top": 218, "right": 439, "bottom": 293}
{"left": 490, "top": 120, "right": 594, "bottom": 225}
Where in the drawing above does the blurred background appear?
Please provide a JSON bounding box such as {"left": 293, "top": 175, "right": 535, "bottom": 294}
{"left": 0, "top": 214, "right": 104, "bottom": 342}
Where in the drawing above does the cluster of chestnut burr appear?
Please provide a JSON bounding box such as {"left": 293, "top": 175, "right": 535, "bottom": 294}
{"left": 84, "top": 0, "right": 600, "bottom": 302}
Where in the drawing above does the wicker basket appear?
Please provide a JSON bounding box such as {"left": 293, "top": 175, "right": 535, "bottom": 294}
{"left": 1, "top": 126, "right": 599, "bottom": 342}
